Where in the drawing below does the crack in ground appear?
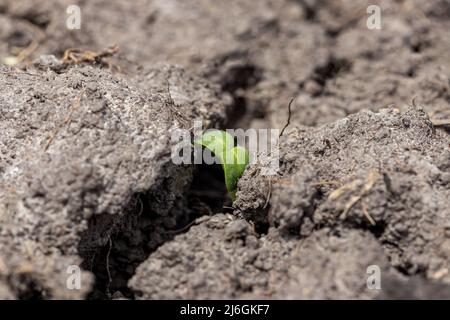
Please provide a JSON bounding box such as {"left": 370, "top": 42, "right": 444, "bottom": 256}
{"left": 78, "top": 56, "right": 273, "bottom": 299}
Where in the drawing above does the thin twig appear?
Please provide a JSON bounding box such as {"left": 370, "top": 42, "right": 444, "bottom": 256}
{"left": 263, "top": 178, "right": 272, "bottom": 209}
{"left": 279, "top": 98, "right": 294, "bottom": 138}
{"left": 165, "top": 219, "right": 199, "bottom": 234}
{"left": 105, "top": 237, "right": 113, "bottom": 298}
{"left": 311, "top": 180, "right": 341, "bottom": 187}
{"left": 44, "top": 90, "right": 85, "bottom": 151}
{"left": 362, "top": 202, "right": 376, "bottom": 226}
{"left": 137, "top": 197, "right": 144, "bottom": 217}
{"left": 223, "top": 205, "right": 245, "bottom": 215}
{"left": 431, "top": 119, "right": 450, "bottom": 126}
{"left": 411, "top": 96, "right": 418, "bottom": 108}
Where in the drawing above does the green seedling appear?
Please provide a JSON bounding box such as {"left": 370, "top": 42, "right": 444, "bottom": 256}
{"left": 194, "top": 130, "right": 250, "bottom": 201}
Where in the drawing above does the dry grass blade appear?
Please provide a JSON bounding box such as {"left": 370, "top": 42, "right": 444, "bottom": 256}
{"left": 328, "top": 170, "right": 379, "bottom": 225}
{"left": 4, "top": 19, "right": 46, "bottom": 66}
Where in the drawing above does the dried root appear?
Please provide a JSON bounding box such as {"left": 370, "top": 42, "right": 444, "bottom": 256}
{"left": 61, "top": 45, "right": 120, "bottom": 71}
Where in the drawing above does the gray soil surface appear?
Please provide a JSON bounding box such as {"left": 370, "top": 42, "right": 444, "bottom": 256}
{"left": 0, "top": 0, "right": 449, "bottom": 299}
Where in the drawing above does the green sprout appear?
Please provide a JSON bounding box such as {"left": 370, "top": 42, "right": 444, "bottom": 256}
{"left": 194, "top": 130, "right": 250, "bottom": 201}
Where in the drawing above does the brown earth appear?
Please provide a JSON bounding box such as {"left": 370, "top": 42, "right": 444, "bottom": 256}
{"left": 0, "top": 0, "right": 449, "bottom": 299}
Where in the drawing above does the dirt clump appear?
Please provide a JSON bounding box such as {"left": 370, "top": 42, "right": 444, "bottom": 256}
{"left": 0, "top": 57, "right": 227, "bottom": 299}
{"left": 236, "top": 107, "right": 450, "bottom": 285}
{"left": 130, "top": 214, "right": 397, "bottom": 299}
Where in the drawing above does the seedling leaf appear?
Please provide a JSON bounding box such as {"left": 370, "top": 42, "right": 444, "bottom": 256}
{"left": 194, "top": 130, "right": 250, "bottom": 201}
